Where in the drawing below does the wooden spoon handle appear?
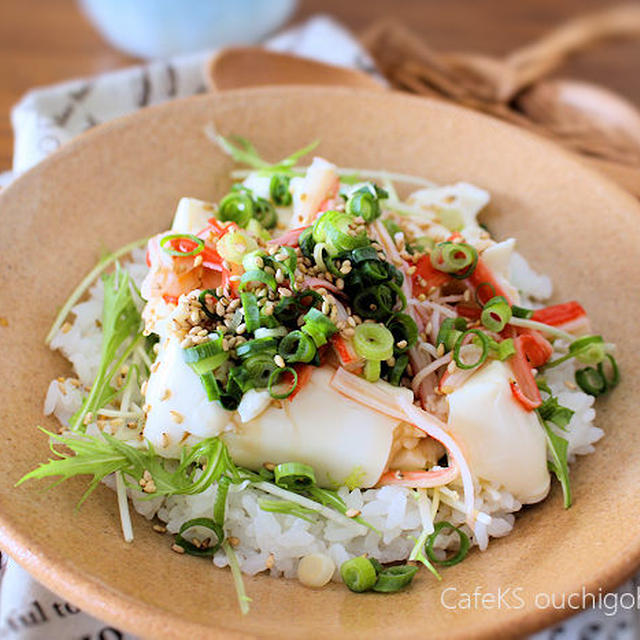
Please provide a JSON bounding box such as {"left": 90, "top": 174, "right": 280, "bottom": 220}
{"left": 500, "top": 4, "right": 640, "bottom": 100}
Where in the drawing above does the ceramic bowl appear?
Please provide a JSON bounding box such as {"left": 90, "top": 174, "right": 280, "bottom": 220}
{"left": 1, "top": 87, "right": 639, "bottom": 639}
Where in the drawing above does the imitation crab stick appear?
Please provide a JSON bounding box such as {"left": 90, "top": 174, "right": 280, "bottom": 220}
{"left": 509, "top": 336, "right": 542, "bottom": 410}
{"left": 330, "top": 368, "right": 477, "bottom": 525}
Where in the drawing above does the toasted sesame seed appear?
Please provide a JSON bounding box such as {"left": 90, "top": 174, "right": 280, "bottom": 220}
{"left": 171, "top": 544, "right": 185, "bottom": 554}
{"left": 274, "top": 354, "right": 285, "bottom": 368}
{"left": 61, "top": 322, "right": 72, "bottom": 333}
{"left": 406, "top": 266, "right": 417, "bottom": 275}
{"left": 436, "top": 343, "right": 445, "bottom": 357}
{"left": 266, "top": 553, "right": 275, "bottom": 569}
{"left": 161, "top": 433, "right": 170, "bottom": 448}
{"left": 153, "top": 524, "right": 167, "bottom": 533}
{"left": 228, "top": 536, "right": 240, "bottom": 547}
{"left": 418, "top": 293, "right": 427, "bottom": 302}
{"left": 161, "top": 388, "right": 171, "bottom": 401}
{"left": 236, "top": 323, "right": 247, "bottom": 335}
{"left": 397, "top": 339, "right": 408, "bottom": 349}
{"left": 342, "top": 327, "right": 355, "bottom": 337}
{"left": 193, "top": 254, "right": 203, "bottom": 267}
{"left": 345, "top": 508, "right": 361, "bottom": 518}
{"left": 565, "top": 380, "right": 577, "bottom": 390}
{"left": 335, "top": 278, "right": 344, "bottom": 290}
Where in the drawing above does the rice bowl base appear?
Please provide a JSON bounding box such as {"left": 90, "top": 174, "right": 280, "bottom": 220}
{"left": 1, "top": 87, "right": 640, "bottom": 639}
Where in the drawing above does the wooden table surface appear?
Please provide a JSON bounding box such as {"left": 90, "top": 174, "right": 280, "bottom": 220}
{"left": 1, "top": 0, "right": 639, "bottom": 172}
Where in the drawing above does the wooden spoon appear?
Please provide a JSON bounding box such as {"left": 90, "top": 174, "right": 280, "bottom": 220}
{"left": 207, "top": 47, "right": 384, "bottom": 92}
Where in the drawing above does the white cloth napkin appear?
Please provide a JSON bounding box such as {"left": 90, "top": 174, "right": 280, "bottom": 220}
{"left": 0, "top": 14, "right": 637, "bottom": 640}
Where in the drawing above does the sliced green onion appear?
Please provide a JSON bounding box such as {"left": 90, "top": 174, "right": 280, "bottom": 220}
{"left": 217, "top": 229, "right": 258, "bottom": 264}
{"left": 570, "top": 335, "right": 606, "bottom": 365}
{"left": 369, "top": 558, "right": 384, "bottom": 575}
{"left": 436, "top": 317, "right": 467, "bottom": 352}
{"left": 218, "top": 191, "right": 254, "bottom": 227}
{"left": 267, "top": 366, "right": 298, "bottom": 400}
{"left": 364, "top": 359, "right": 381, "bottom": 382}
{"left": 545, "top": 335, "right": 606, "bottom": 369}
{"left": 350, "top": 246, "right": 380, "bottom": 264}
{"left": 512, "top": 305, "right": 534, "bottom": 319}
{"left": 254, "top": 326, "right": 288, "bottom": 339}
{"left": 481, "top": 296, "right": 512, "bottom": 332}
{"left": 313, "top": 210, "right": 369, "bottom": 256}
{"left": 598, "top": 353, "right": 620, "bottom": 389}
{"left": 242, "top": 249, "right": 267, "bottom": 272}
{"left": 298, "top": 226, "right": 316, "bottom": 260}
{"left": 273, "top": 289, "right": 321, "bottom": 324}
{"left": 372, "top": 565, "right": 419, "bottom": 593}
{"left": 269, "top": 174, "right": 292, "bottom": 206}
{"left": 235, "top": 337, "right": 278, "bottom": 359}
{"left": 243, "top": 353, "right": 278, "bottom": 388}
{"left": 239, "top": 269, "right": 277, "bottom": 291}
{"left": 453, "top": 329, "right": 489, "bottom": 370}
{"left": 430, "top": 242, "right": 478, "bottom": 279}
{"left": 253, "top": 197, "right": 277, "bottom": 229}
{"left": 198, "top": 289, "right": 219, "bottom": 320}
{"left": 425, "top": 521, "right": 470, "bottom": 567}
{"left": 386, "top": 313, "right": 418, "bottom": 353}
{"left": 353, "top": 285, "right": 395, "bottom": 321}
{"left": 160, "top": 234, "right": 204, "bottom": 257}
{"left": 301, "top": 308, "right": 338, "bottom": 347}
{"left": 346, "top": 184, "right": 386, "bottom": 223}
{"left": 183, "top": 337, "right": 228, "bottom": 374}
{"left": 340, "top": 557, "right": 378, "bottom": 593}
{"left": 492, "top": 337, "right": 516, "bottom": 361}
{"left": 353, "top": 323, "right": 394, "bottom": 361}
{"left": 199, "top": 371, "right": 221, "bottom": 402}
{"left": 361, "top": 261, "right": 389, "bottom": 283}
{"left": 240, "top": 292, "right": 260, "bottom": 333}
{"left": 274, "top": 462, "right": 316, "bottom": 490}
{"left": 278, "top": 331, "right": 317, "bottom": 363}
{"left": 575, "top": 367, "right": 607, "bottom": 396}
{"left": 174, "top": 517, "right": 224, "bottom": 557}
{"left": 388, "top": 353, "right": 409, "bottom": 386}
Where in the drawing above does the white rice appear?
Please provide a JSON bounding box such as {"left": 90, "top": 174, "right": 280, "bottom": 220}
{"left": 44, "top": 247, "right": 603, "bottom": 582}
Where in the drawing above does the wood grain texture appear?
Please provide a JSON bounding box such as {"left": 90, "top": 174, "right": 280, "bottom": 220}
{"left": 1, "top": 0, "right": 640, "bottom": 171}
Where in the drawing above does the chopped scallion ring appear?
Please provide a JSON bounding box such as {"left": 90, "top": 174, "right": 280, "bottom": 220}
{"left": 269, "top": 174, "right": 292, "bottom": 206}
{"left": 453, "top": 329, "right": 489, "bottom": 370}
{"left": 274, "top": 462, "right": 316, "bottom": 490}
{"left": 353, "top": 323, "right": 394, "bottom": 361}
{"left": 340, "top": 557, "right": 378, "bottom": 593}
{"left": 575, "top": 366, "right": 607, "bottom": 396}
{"left": 363, "top": 359, "right": 381, "bottom": 382}
{"left": 431, "top": 241, "right": 478, "bottom": 279}
{"left": 425, "top": 521, "right": 470, "bottom": 567}
{"left": 198, "top": 289, "right": 219, "bottom": 320}
{"left": 278, "top": 331, "right": 317, "bottom": 363}
{"left": 174, "top": 517, "right": 224, "bottom": 557}
{"left": 240, "top": 292, "right": 260, "bottom": 333}
{"left": 372, "top": 565, "right": 419, "bottom": 593}
{"left": 239, "top": 269, "right": 277, "bottom": 291}
{"left": 218, "top": 191, "right": 254, "bottom": 227}
{"left": 160, "top": 234, "right": 205, "bottom": 257}
{"left": 598, "top": 354, "right": 620, "bottom": 389}
{"left": 481, "top": 296, "right": 512, "bottom": 332}
{"left": 267, "top": 366, "right": 299, "bottom": 400}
